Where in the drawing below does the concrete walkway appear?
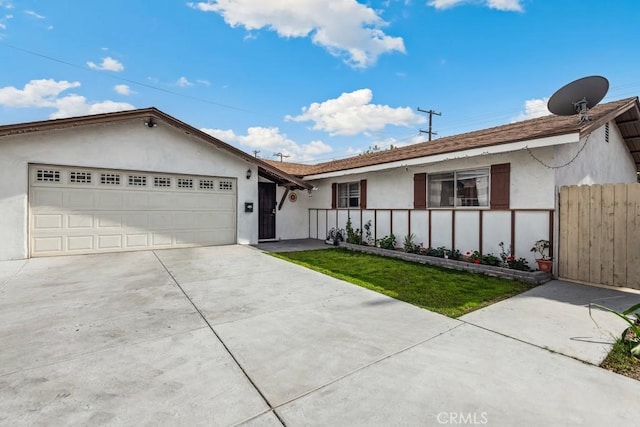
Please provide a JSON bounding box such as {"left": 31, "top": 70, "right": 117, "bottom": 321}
{"left": 0, "top": 246, "right": 638, "bottom": 426}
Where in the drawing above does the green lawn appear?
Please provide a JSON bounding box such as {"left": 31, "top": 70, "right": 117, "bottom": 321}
{"left": 272, "top": 248, "right": 535, "bottom": 318}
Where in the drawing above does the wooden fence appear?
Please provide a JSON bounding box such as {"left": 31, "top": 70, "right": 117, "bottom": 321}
{"left": 558, "top": 183, "right": 640, "bottom": 289}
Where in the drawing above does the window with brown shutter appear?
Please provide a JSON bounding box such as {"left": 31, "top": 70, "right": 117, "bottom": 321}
{"left": 414, "top": 173, "right": 427, "bottom": 209}
{"left": 490, "top": 163, "right": 510, "bottom": 210}
{"left": 331, "top": 182, "right": 337, "bottom": 209}
{"left": 359, "top": 179, "right": 367, "bottom": 209}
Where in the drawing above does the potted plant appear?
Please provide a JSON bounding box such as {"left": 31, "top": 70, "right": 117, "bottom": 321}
{"left": 531, "top": 239, "right": 552, "bottom": 272}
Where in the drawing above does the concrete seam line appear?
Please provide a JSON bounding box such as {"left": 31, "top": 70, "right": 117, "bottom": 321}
{"left": 152, "top": 251, "right": 286, "bottom": 427}
{"left": 0, "top": 260, "right": 28, "bottom": 290}
{"left": 457, "top": 319, "right": 600, "bottom": 365}
{"left": 272, "top": 322, "right": 466, "bottom": 410}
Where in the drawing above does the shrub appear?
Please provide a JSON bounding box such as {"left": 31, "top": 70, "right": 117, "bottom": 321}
{"left": 378, "top": 234, "right": 397, "bottom": 250}
{"left": 508, "top": 257, "right": 531, "bottom": 271}
{"left": 482, "top": 253, "right": 501, "bottom": 266}
{"left": 345, "top": 217, "right": 363, "bottom": 245}
{"left": 403, "top": 233, "right": 420, "bottom": 253}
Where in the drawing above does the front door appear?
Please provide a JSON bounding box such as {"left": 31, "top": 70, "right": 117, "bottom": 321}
{"left": 259, "top": 182, "right": 276, "bottom": 240}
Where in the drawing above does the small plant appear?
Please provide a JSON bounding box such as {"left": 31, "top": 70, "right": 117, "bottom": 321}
{"left": 531, "top": 239, "right": 551, "bottom": 260}
{"left": 470, "top": 250, "right": 481, "bottom": 263}
{"left": 590, "top": 301, "right": 640, "bottom": 357}
{"left": 498, "top": 242, "right": 513, "bottom": 267}
{"left": 482, "top": 253, "right": 501, "bottom": 266}
{"left": 362, "top": 220, "right": 373, "bottom": 246}
{"left": 378, "top": 234, "right": 397, "bottom": 250}
{"left": 345, "top": 217, "right": 363, "bottom": 245}
{"left": 449, "top": 249, "right": 461, "bottom": 261}
{"left": 509, "top": 257, "right": 531, "bottom": 271}
{"left": 403, "top": 233, "right": 420, "bottom": 253}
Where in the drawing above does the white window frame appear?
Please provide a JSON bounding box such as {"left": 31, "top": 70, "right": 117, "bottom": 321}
{"left": 428, "top": 168, "right": 490, "bottom": 208}
{"left": 337, "top": 182, "right": 360, "bottom": 209}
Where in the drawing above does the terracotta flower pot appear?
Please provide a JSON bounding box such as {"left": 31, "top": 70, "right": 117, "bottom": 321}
{"left": 536, "top": 259, "right": 553, "bottom": 273}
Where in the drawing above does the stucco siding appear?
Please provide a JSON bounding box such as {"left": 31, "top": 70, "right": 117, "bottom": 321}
{"left": 554, "top": 122, "right": 637, "bottom": 187}
{"left": 0, "top": 120, "right": 258, "bottom": 260}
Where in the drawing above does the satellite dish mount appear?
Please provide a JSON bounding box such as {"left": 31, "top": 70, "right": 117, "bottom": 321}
{"left": 547, "top": 76, "right": 609, "bottom": 124}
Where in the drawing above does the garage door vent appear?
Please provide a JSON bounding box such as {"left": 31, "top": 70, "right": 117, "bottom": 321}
{"left": 70, "top": 171, "right": 92, "bottom": 184}
{"left": 219, "top": 180, "right": 233, "bottom": 191}
{"left": 128, "top": 175, "right": 147, "bottom": 186}
{"left": 154, "top": 177, "right": 171, "bottom": 187}
{"left": 36, "top": 169, "right": 61, "bottom": 182}
{"left": 100, "top": 173, "right": 121, "bottom": 185}
{"left": 177, "top": 178, "right": 193, "bottom": 188}
{"left": 199, "top": 179, "right": 215, "bottom": 190}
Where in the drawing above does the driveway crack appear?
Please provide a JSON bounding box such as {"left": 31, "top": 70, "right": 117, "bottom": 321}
{"left": 153, "top": 251, "right": 286, "bottom": 426}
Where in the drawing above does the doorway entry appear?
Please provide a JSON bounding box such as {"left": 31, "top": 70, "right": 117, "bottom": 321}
{"left": 259, "top": 182, "right": 276, "bottom": 240}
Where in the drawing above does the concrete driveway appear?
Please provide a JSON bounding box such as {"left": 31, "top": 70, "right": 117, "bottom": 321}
{"left": 1, "top": 246, "right": 638, "bottom": 426}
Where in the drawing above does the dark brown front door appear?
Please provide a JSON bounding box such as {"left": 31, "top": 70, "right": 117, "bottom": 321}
{"left": 259, "top": 182, "right": 276, "bottom": 240}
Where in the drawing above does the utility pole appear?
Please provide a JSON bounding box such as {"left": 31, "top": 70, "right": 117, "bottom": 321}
{"left": 273, "top": 152, "right": 290, "bottom": 162}
{"left": 252, "top": 150, "right": 260, "bottom": 158}
{"left": 417, "top": 107, "right": 441, "bottom": 141}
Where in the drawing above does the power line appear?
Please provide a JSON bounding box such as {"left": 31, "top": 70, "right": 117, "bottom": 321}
{"left": 417, "top": 107, "right": 441, "bottom": 141}
{"left": 0, "top": 40, "right": 252, "bottom": 113}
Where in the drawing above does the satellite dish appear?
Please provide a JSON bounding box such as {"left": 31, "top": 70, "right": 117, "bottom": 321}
{"left": 547, "top": 76, "right": 609, "bottom": 123}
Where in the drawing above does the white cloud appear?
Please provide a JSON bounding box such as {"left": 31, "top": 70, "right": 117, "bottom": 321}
{"left": 429, "top": 0, "right": 522, "bottom": 11}
{"left": 114, "top": 84, "right": 131, "bottom": 95}
{"left": 87, "top": 56, "right": 124, "bottom": 72}
{"left": 176, "top": 76, "right": 193, "bottom": 87}
{"left": 0, "top": 79, "right": 134, "bottom": 119}
{"left": 50, "top": 96, "right": 134, "bottom": 119}
{"left": 0, "top": 79, "right": 80, "bottom": 107}
{"left": 188, "top": 0, "right": 405, "bottom": 68}
{"left": 25, "top": 10, "right": 44, "bottom": 19}
{"left": 512, "top": 97, "right": 551, "bottom": 122}
{"left": 201, "top": 126, "right": 332, "bottom": 162}
{"left": 196, "top": 79, "right": 211, "bottom": 86}
{"left": 285, "top": 88, "right": 426, "bottom": 136}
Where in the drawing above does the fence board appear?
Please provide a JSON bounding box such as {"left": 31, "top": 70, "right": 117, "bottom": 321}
{"left": 577, "top": 186, "right": 591, "bottom": 282}
{"left": 600, "top": 184, "right": 615, "bottom": 286}
{"left": 627, "top": 184, "right": 640, "bottom": 286}
{"left": 558, "top": 186, "right": 570, "bottom": 278}
{"left": 566, "top": 186, "right": 580, "bottom": 280}
{"left": 613, "top": 184, "right": 628, "bottom": 287}
{"left": 588, "top": 185, "right": 602, "bottom": 284}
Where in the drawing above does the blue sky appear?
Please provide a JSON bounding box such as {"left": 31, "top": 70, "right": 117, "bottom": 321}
{"left": 1, "top": 1, "right": 639, "bottom": 163}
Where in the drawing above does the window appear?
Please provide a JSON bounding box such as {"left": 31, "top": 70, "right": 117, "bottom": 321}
{"left": 36, "top": 169, "right": 61, "bottom": 182}
{"left": 177, "top": 178, "right": 193, "bottom": 188}
{"left": 100, "top": 173, "right": 121, "bottom": 185}
{"left": 70, "top": 171, "right": 92, "bottom": 184}
{"left": 219, "top": 180, "right": 233, "bottom": 191}
{"left": 428, "top": 168, "right": 489, "bottom": 208}
{"left": 338, "top": 182, "right": 360, "bottom": 208}
{"left": 154, "top": 177, "right": 171, "bottom": 187}
{"left": 199, "top": 179, "right": 215, "bottom": 190}
{"left": 128, "top": 175, "right": 147, "bottom": 186}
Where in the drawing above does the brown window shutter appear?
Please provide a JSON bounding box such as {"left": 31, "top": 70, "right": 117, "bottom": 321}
{"left": 331, "top": 183, "right": 337, "bottom": 209}
{"left": 359, "top": 179, "right": 367, "bottom": 209}
{"left": 490, "top": 163, "right": 510, "bottom": 210}
{"left": 413, "top": 173, "right": 427, "bottom": 209}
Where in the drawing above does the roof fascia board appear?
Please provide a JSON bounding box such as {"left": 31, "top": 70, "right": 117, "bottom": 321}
{"left": 580, "top": 99, "right": 639, "bottom": 137}
{"left": 304, "top": 132, "right": 580, "bottom": 180}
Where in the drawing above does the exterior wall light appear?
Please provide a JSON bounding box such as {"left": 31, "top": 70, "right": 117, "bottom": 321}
{"left": 246, "top": 169, "right": 252, "bottom": 179}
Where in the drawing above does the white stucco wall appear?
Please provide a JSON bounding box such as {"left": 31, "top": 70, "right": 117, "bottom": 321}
{"left": 0, "top": 119, "right": 259, "bottom": 260}
{"left": 554, "top": 122, "right": 637, "bottom": 187}
{"left": 275, "top": 185, "right": 311, "bottom": 240}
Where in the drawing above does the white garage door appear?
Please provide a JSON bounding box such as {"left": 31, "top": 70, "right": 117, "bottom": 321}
{"left": 29, "top": 164, "right": 237, "bottom": 257}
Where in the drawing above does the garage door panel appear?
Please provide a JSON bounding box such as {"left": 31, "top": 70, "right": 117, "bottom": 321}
{"left": 67, "top": 235, "right": 94, "bottom": 251}
{"left": 33, "top": 214, "right": 63, "bottom": 230}
{"left": 32, "top": 189, "right": 64, "bottom": 209}
{"left": 98, "top": 235, "right": 122, "bottom": 249}
{"left": 29, "top": 165, "right": 237, "bottom": 257}
{"left": 66, "top": 190, "right": 95, "bottom": 209}
{"left": 97, "top": 192, "right": 124, "bottom": 209}
{"left": 98, "top": 214, "right": 122, "bottom": 228}
{"left": 32, "top": 237, "right": 63, "bottom": 254}
{"left": 68, "top": 214, "right": 93, "bottom": 229}
{"left": 126, "top": 234, "right": 149, "bottom": 248}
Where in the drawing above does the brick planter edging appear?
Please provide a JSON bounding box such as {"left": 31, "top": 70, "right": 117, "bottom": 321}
{"left": 338, "top": 242, "right": 551, "bottom": 285}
